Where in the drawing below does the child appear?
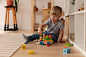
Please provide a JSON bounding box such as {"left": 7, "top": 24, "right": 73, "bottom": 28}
{"left": 22, "top": 6, "right": 65, "bottom": 43}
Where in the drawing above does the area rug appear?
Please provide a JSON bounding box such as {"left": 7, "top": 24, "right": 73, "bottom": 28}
{"left": 0, "top": 33, "right": 29, "bottom": 57}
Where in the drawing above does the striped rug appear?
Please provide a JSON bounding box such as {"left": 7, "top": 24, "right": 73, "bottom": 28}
{"left": 0, "top": 33, "right": 27, "bottom": 57}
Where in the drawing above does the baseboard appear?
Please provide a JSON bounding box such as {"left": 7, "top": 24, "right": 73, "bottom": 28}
{"left": 19, "top": 27, "right": 31, "bottom": 30}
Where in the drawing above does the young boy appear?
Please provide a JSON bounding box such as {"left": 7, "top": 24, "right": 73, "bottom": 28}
{"left": 22, "top": 6, "right": 65, "bottom": 43}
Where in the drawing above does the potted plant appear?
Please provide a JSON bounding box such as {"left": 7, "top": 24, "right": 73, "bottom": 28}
{"left": 6, "top": 0, "right": 19, "bottom": 12}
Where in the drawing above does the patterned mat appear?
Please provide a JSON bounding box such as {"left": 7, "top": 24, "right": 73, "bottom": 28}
{"left": 0, "top": 33, "right": 27, "bottom": 57}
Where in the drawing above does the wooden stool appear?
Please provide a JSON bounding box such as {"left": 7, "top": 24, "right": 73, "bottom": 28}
{"left": 4, "top": 6, "right": 18, "bottom": 31}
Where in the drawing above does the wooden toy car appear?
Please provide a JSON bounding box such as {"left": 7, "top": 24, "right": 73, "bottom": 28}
{"left": 36, "top": 33, "right": 54, "bottom": 45}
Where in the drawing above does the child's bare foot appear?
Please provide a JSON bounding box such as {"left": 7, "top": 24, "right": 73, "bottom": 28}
{"left": 59, "top": 40, "right": 66, "bottom": 43}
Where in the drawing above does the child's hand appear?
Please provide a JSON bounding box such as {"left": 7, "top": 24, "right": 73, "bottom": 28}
{"left": 38, "top": 30, "right": 42, "bottom": 35}
{"left": 59, "top": 40, "right": 66, "bottom": 43}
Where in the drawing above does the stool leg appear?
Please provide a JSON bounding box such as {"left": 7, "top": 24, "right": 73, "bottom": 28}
{"left": 4, "top": 8, "right": 8, "bottom": 31}
{"left": 7, "top": 9, "right": 9, "bottom": 30}
{"left": 12, "top": 8, "right": 15, "bottom": 31}
{"left": 14, "top": 8, "right": 18, "bottom": 30}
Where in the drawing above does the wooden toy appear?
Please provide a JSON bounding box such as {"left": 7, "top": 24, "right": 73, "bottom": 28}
{"left": 25, "top": 41, "right": 28, "bottom": 44}
{"left": 82, "top": 4, "right": 84, "bottom": 8}
{"left": 65, "top": 43, "right": 73, "bottom": 47}
{"left": 28, "top": 50, "right": 34, "bottom": 54}
{"left": 47, "top": 44, "right": 50, "bottom": 47}
{"left": 78, "top": 4, "right": 84, "bottom": 11}
{"left": 22, "top": 44, "right": 26, "bottom": 49}
{"left": 64, "top": 47, "right": 67, "bottom": 48}
{"left": 37, "top": 33, "right": 54, "bottom": 45}
{"left": 63, "top": 48, "right": 71, "bottom": 54}
{"left": 78, "top": 8, "right": 84, "bottom": 11}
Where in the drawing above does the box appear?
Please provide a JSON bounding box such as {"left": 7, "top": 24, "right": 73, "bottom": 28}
{"left": 48, "top": 2, "right": 51, "bottom": 9}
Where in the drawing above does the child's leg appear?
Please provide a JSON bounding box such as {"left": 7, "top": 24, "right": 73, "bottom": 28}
{"left": 51, "top": 33, "right": 58, "bottom": 42}
{"left": 29, "top": 31, "right": 50, "bottom": 41}
{"left": 27, "top": 33, "right": 40, "bottom": 42}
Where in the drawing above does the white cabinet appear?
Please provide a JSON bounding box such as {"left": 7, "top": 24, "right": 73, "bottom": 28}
{"left": 65, "top": 0, "right": 86, "bottom": 56}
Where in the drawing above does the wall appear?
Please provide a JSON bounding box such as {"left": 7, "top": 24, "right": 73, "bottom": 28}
{"left": 54, "top": 0, "right": 65, "bottom": 18}
{"left": 0, "top": 0, "right": 5, "bottom": 30}
{"left": 0, "top": 0, "right": 64, "bottom": 30}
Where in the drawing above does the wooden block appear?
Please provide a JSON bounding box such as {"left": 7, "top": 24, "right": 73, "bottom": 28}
{"left": 78, "top": 8, "right": 84, "bottom": 11}
{"left": 82, "top": 4, "right": 84, "bottom": 8}
{"left": 22, "top": 44, "right": 26, "bottom": 49}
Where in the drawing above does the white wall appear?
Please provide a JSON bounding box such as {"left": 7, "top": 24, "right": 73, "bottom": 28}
{"left": 54, "top": 0, "right": 65, "bottom": 18}
{"left": 17, "top": 0, "right": 31, "bottom": 30}
{"left": 0, "top": 0, "right": 64, "bottom": 30}
{"left": 0, "top": 0, "right": 6, "bottom": 30}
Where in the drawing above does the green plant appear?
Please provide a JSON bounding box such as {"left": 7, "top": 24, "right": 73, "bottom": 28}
{"left": 71, "top": 0, "right": 75, "bottom": 5}
{"left": 14, "top": 0, "right": 19, "bottom": 12}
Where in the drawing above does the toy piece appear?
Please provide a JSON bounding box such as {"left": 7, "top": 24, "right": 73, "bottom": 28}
{"left": 25, "top": 41, "right": 28, "bottom": 44}
{"left": 63, "top": 48, "right": 71, "bottom": 54}
{"left": 47, "top": 41, "right": 51, "bottom": 45}
{"left": 65, "top": 43, "right": 73, "bottom": 47}
{"left": 28, "top": 50, "right": 34, "bottom": 54}
{"left": 64, "top": 47, "right": 67, "bottom": 48}
{"left": 78, "top": 4, "right": 84, "bottom": 11}
{"left": 39, "top": 36, "right": 42, "bottom": 41}
{"left": 43, "top": 33, "right": 46, "bottom": 39}
{"left": 78, "top": 8, "right": 84, "bottom": 11}
{"left": 47, "top": 44, "right": 50, "bottom": 47}
{"left": 22, "top": 44, "right": 26, "bottom": 49}
{"left": 82, "top": 4, "right": 84, "bottom": 8}
{"left": 49, "top": 33, "right": 52, "bottom": 38}
{"left": 39, "top": 41, "right": 43, "bottom": 45}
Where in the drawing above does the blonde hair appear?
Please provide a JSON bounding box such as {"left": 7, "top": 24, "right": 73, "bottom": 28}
{"left": 50, "top": 6, "right": 62, "bottom": 17}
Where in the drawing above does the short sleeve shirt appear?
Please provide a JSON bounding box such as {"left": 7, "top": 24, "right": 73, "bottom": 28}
{"left": 44, "top": 19, "right": 64, "bottom": 36}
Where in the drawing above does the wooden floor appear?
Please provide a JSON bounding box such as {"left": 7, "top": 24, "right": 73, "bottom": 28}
{"left": 0, "top": 30, "right": 85, "bottom": 57}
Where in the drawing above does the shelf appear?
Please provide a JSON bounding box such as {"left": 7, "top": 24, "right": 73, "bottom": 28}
{"left": 65, "top": 0, "right": 86, "bottom": 56}
{"left": 75, "top": 10, "right": 85, "bottom": 14}
{"left": 70, "top": 13, "right": 75, "bottom": 15}
{"left": 70, "top": 10, "right": 85, "bottom": 15}
{"left": 34, "top": 11, "right": 43, "bottom": 13}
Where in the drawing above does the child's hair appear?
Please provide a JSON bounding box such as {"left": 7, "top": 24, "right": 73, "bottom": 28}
{"left": 50, "top": 6, "right": 62, "bottom": 17}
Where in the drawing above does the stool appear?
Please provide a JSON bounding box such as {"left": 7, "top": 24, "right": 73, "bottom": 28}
{"left": 4, "top": 6, "right": 18, "bottom": 31}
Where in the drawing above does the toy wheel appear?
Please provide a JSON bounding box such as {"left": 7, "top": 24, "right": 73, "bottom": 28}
{"left": 47, "top": 41, "right": 51, "bottom": 45}
{"left": 39, "top": 41, "right": 43, "bottom": 45}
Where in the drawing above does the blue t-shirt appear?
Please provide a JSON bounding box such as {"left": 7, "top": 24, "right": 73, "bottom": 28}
{"left": 44, "top": 19, "right": 64, "bottom": 36}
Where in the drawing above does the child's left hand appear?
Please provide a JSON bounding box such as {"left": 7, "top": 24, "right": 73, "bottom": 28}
{"left": 59, "top": 40, "right": 66, "bottom": 43}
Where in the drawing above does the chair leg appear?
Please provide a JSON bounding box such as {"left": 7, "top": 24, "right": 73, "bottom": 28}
{"left": 4, "top": 8, "right": 8, "bottom": 31}
{"left": 14, "top": 8, "right": 18, "bottom": 30}
{"left": 7, "top": 9, "right": 9, "bottom": 30}
{"left": 12, "top": 8, "right": 16, "bottom": 31}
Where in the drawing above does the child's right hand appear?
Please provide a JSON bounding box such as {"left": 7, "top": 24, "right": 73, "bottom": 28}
{"left": 38, "top": 29, "right": 42, "bottom": 35}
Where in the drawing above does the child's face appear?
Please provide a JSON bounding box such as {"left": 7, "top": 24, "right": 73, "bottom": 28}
{"left": 50, "top": 14, "right": 60, "bottom": 23}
